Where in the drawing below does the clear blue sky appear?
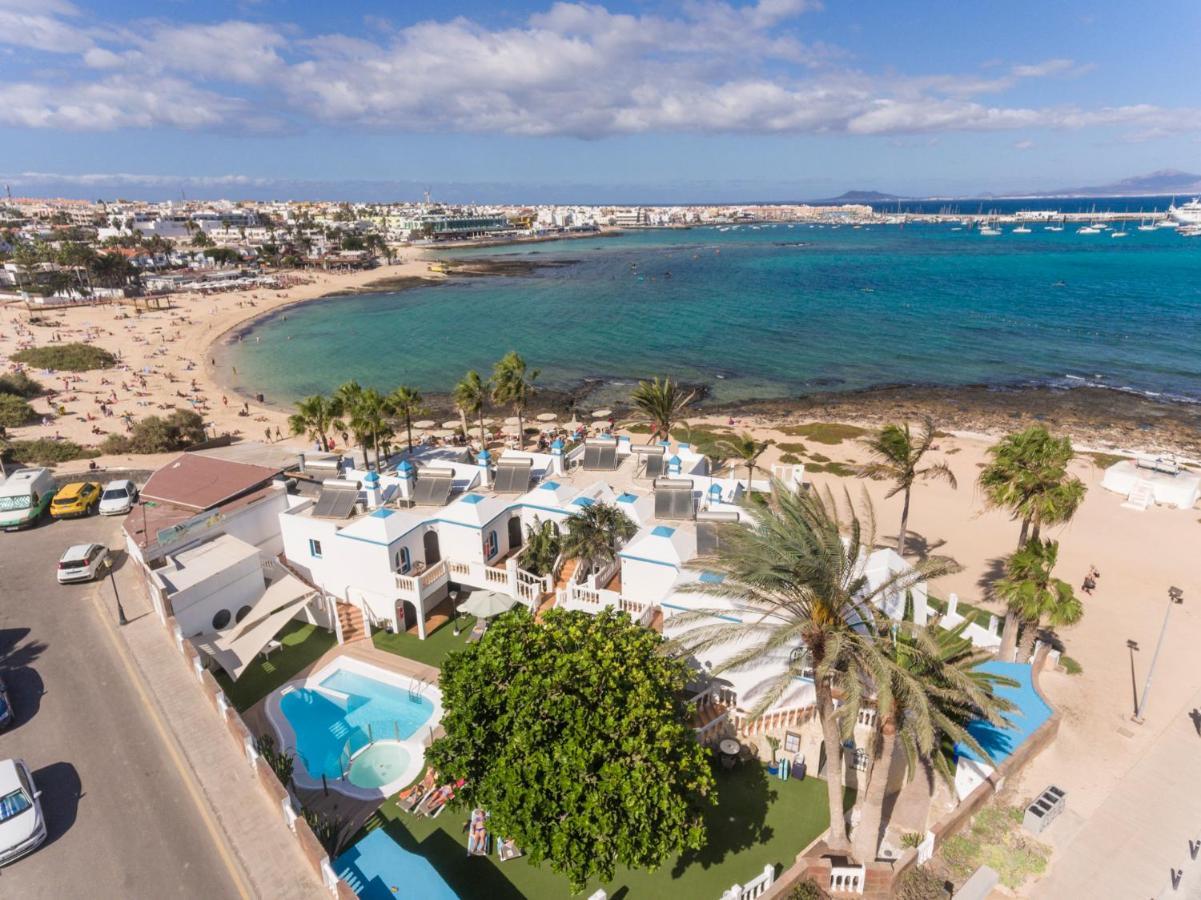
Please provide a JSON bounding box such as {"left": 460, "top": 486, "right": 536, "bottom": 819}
{"left": 0, "top": 0, "right": 1197, "bottom": 201}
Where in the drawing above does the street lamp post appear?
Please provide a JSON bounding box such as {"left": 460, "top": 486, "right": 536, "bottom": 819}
{"left": 107, "top": 558, "right": 129, "bottom": 626}
{"left": 1131, "top": 586, "right": 1183, "bottom": 725}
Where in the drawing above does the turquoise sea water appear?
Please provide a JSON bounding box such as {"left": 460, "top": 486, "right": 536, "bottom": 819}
{"left": 222, "top": 224, "right": 1201, "bottom": 407}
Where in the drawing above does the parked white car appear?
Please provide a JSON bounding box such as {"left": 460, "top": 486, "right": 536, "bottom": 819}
{"left": 0, "top": 759, "right": 46, "bottom": 866}
{"left": 57, "top": 543, "right": 109, "bottom": 584}
{"left": 99, "top": 479, "right": 138, "bottom": 516}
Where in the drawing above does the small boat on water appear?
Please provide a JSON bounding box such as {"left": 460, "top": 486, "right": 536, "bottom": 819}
{"left": 979, "top": 225, "right": 1001, "bottom": 236}
{"left": 1044, "top": 224, "right": 1064, "bottom": 232}
{"left": 1078, "top": 225, "right": 1100, "bottom": 234}
{"left": 1012, "top": 225, "right": 1032, "bottom": 234}
{"left": 1110, "top": 227, "right": 1128, "bottom": 238}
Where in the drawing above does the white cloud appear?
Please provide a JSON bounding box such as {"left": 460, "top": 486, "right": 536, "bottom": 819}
{"left": 0, "top": 1, "right": 1196, "bottom": 144}
{"left": 1014, "top": 139, "right": 1034, "bottom": 150}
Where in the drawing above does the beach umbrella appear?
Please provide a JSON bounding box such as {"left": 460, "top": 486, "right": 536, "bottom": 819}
{"left": 432, "top": 429, "right": 455, "bottom": 438}
{"left": 535, "top": 412, "right": 557, "bottom": 422}
{"left": 457, "top": 591, "right": 519, "bottom": 620}
{"left": 503, "top": 416, "right": 521, "bottom": 426}
{"left": 441, "top": 419, "right": 461, "bottom": 430}
{"left": 591, "top": 409, "right": 612, "bottom": 418}
{"left": 413, "top": 419, "right": 436, "bottom": 429}
{"left": 480, "top": 418, "right": 494, "bottom": 426}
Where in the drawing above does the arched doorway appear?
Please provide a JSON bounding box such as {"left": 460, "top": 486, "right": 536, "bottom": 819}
{"left": 423, "top": 530, "right": 441, "bottom": 565}
{"left": 507, "top": 517, "right": 523, "bottom": 552}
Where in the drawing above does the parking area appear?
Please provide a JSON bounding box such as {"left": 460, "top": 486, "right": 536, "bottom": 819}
{"left": 0, "top": 511, "right": 243, "bottom": 896}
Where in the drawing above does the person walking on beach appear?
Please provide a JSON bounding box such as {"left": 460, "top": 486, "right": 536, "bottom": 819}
{"left": 265, "top": 426, "right": 272, "bottom": 443}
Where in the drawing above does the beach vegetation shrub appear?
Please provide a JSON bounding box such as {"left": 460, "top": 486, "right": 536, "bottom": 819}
{"left": 1084, "top": 452, "right": 1125, "bottom": 469}
{"left": 894, "top": 865, "right": 949, "bottom": 900}
{"left": 779, "top": 453, "right": 802, "bottom": 464}
{"left": 785, "top": 879, "right": 828, "bottom": 900}
{"left": 938, "top": 803, "right": 1049, "bottom": 890}
{"left": 805, "top": 461, "right": 856, "bottom": 477}
{"left": 425, "top": 607, "right": 714, "bottom": 891}
{"left": 2, "top": 438, "right": 98, "bottom": 464}
{"left": 0, "top": 394, "right": 36, "bottom": 428}
{"left": 98, "top": 409, "right": 207, "bottom": 455}
{"left": 1061, "top": 655, "right": 1083, "bottom": 675}
{"left": 776, "top": 441, "right": 807, "bottom": 454}
{"left": 11, "top": 342, "right": 117, "bottom": 372}
{"left": 777, "top": 422, "right": 868, "bottom": 444}
{"left": 0, "top": 370, "right": 44, "bottom": 399}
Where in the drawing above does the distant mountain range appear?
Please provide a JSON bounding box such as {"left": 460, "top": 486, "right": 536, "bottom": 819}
{"left": 814, "top": 171, "right": 1201, "bottom": 204}
{"left": 1039, "top": 169, "right": 1201, "bottom": 198}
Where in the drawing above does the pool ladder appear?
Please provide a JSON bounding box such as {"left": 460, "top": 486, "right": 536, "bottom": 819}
{"left": 408, "top": 676, "right": 430, "bottom": 702}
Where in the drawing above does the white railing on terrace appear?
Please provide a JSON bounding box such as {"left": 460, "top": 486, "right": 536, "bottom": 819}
{"left": 732, "top": 703, "right": 817, "bottom": 738}
{"left": 618, "top": 596, "right": 656, "bottom": 626}
{"left": 720, "top": 864, "right": 776, "bottom": 900}
{"left": 829, "top": 863, "right": 865, "bottom": 894}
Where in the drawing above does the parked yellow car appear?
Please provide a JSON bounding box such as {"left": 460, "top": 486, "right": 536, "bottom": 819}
{"left": 49, "top": 482, "right": 101, "bottom": 519}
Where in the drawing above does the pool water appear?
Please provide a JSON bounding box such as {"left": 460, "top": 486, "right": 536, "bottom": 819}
{"left": 280, "top": 668, "right": 434, "bottom": 783}
{"left": 348, "top": 744, "right": 411, "bottom": 789}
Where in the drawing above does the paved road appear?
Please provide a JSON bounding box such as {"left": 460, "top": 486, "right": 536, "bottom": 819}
{"left": 0, "top": 512, "right": 243, "bottom": 898}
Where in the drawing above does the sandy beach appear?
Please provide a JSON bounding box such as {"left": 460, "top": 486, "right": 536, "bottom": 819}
{"left": 0, "top": 250, "right": 435, "bottom": 466}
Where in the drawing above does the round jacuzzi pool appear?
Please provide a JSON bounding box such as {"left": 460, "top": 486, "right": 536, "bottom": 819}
{"left": 348, "top": 743, "right": 412, "bottom": 790}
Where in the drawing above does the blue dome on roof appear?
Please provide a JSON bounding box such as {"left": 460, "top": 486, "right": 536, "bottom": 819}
{"left": 551, "top": 438, "right": 564, "bottom": 450}
{"left": 397, "top": 460, "right": 415, "bottom": 474}
{"left": 709, "top": 483, "right": 722, "bottom": 494}
{"left": 669, "top": 455, "right": 681, "bottom": 465}
{"left": 478, "top": 448, "right": 491, "bottom": 461}
{"left": 363, "top": 471, "right": 380, "bottom": 484}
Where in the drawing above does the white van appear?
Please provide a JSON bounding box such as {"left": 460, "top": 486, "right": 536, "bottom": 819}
{"left": 0, "top": 468, "right": 57, "bottom": 532}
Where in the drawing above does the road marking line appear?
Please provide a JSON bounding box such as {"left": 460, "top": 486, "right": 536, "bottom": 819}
{"left": 87, "top": 578, "right": 253, "bottom": 900}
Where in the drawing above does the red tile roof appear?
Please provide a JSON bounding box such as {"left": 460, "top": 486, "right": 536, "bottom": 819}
{"left": 140, "top": 453, "right": 281, "bottom": 512}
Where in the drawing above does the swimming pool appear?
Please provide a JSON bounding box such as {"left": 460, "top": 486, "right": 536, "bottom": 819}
{"left": 265, "top": 657, "right": 441, "bottom": 799}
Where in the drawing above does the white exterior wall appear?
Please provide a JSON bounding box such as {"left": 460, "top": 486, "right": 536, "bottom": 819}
{"left": 619, "top": 557, "right": 680, "bottom": 605}
{"left": 166, "top": 554, "right": 263, "bottom": 637}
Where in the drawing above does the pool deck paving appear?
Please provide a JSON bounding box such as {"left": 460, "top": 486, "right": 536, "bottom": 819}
{"left": 115, "top": 564, "right": 326, "bottom": 900}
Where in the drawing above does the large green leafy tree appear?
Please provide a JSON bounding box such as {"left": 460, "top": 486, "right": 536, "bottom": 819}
{"left": 425, "top": 608, "right": 714, "bottom": 892}
{"left": 856, "top": 417, "right": 957, "bottom": 557}
{"left": 631, "top": 375, "right": 695, "bottom": 442}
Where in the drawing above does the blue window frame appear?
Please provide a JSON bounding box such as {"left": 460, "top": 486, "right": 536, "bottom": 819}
{"left": 397, "top": 546, "right": 411, "bottom": 574}
{"left": 485, "top": 530, "right": 498, "bottom": 560}
{"left": 308, "top": 539, "right": 322, "bottom": 559}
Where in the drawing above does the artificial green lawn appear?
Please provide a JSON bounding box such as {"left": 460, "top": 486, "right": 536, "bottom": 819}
{"left": 371, "top": 614, "right": 478, "bottom": 670}
{"left": 215, "top": 620, "right": 336, "bottom": 711}
{"left": 359, "top": 763, "right": 849, "bottom": 899}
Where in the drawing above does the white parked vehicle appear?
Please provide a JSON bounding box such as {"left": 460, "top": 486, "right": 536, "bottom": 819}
{"left": 0, "top": 759, "right": 46, "bottom": 866}
{"left": 98, "top": 479, "right": 138, "bottom": 516}
{"left": 57, "top": 543, "right": 109, "bottom": 584}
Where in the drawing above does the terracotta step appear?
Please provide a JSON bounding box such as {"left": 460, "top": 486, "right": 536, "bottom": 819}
{"left": 336, "top": 602, "right": 367, "bottom": 643}
{"left": 554, "top": 558, "right": 579, "bottom": 592}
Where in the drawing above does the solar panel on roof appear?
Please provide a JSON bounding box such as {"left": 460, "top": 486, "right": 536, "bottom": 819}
{"left": 597, "top": 444, "right": 618, "bottom": 470}
{"left": 653, "top": 478, "right": 694, "bottom": 520}
{"left": 494, "top": 459, "right": 533, "bottom": 493}
{"left": 696, "top": 521, "right": 720, "bottom": 555}
{"left": 412, "top": 470, "right": 454, "bottom": 506}
{"left": 311, "top": 481, "right": 360, "bottom": 518}
{"left": 582, "top": 444, "right": 602, "bottom": 470}
{"left": 644, "top": 455, "right": 664, "bottom": 478}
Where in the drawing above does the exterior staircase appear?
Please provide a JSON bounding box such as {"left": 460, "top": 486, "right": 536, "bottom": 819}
{"left": 336, "top": 601, "right": 368, "bottom": 644}
{"left": 554, "top": 558, "right": 579, "bottom": 592}
{"left": 1123, "top": 479, "right": 1155, "bottom": 511}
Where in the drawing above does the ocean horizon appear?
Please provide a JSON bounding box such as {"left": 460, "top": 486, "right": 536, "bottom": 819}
{"left": 219, "top": 223, "right": 1201, "bottom": 411}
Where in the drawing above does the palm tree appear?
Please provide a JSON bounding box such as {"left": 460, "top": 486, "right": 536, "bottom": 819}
{"left": 850, "top": 619, "right": 1015, "bottom": 861}
{"left": 716, "top": 432, "right": 770, "bottom": 493}
{"left": 978, "top": 426, "right": 1086, "bottom": 547}
{"left": 492, "top": 351, "right": 539, "bottom": 450}
{"left": 333, "top": 381, "right": 370, "bottom": 469}
{"left": 995, "top": 539, "right": 1083, "bottom": 662}
{"left": 561, "top": 502, "right": 638, "bottom": 580}
{"left": 388, "top": 385, "right": 426, "bottom": 454}
{"left": 670, "top": 483, "right": 959, "bottom": 853}
{"left": 452, "top": 371, "right": 490, "bottom": 447}
{"left": 857, "top": 418, "right": 957, "bottom": 557}
{"left": 518, "top": 517, "right": 562, "bottom": 577}
{"left": 631, "top": 376, "right": 695, "bottom": 443}
{"left": 289, "top": 394, "right": 339, "bottom": 451}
